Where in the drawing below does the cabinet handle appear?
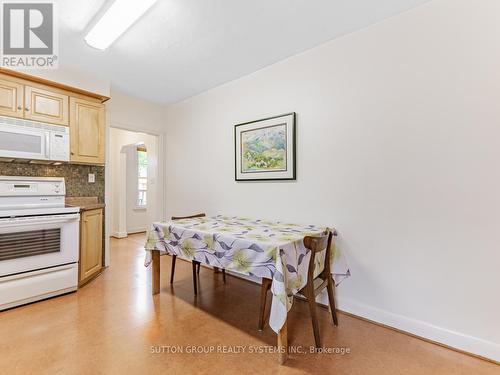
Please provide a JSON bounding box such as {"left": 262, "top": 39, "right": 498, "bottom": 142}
{"left": 17, "top": 105, "right": 22, "bottom": 110}
{"left": 25, "top": 107, "right": 30, "bottom": 111}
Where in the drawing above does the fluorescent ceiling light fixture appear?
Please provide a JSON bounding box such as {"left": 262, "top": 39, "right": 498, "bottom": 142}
{"left": 85, "top": 0, "right": 158, "bottom": 50}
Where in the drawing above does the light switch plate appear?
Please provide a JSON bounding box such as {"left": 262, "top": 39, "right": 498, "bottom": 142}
{"left": 88, "top": 173, "right": 95, "bottom": 183}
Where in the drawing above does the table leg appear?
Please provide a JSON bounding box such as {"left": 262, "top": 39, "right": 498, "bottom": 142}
{"left": 152, "top": 250, "right": 160, "bottom": 295}
{"left": 278, "top": 319, "right": 288, "bottom": 365}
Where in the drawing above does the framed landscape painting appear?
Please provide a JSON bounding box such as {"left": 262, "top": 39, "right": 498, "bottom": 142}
{"left": 235, "top": 112, "right": 296, "bottom": 181}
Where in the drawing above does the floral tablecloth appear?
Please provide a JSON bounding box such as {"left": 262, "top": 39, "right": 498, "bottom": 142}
{"left": 144, "top": 215, "right": 350, "bottom": 333}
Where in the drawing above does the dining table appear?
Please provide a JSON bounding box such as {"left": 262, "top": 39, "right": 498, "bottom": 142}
{"left": 144, "top": 215, "right": 350, "bottom": 364}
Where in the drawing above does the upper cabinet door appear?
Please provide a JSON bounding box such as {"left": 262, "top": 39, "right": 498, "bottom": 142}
{"left": 70, "top": 97, "right": 105, "bottom": 164}
{"left": 25, "top": 85, "right": 69, "bottom": 126}
{"left": 0, "top": 77, "right": 24, "bottom": 118}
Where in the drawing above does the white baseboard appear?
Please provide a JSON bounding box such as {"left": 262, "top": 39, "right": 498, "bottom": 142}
{"left": 335, "top": 296, "right": 500, "bottom": 363}
{"left": 225, "top": 271, "right": 499, "bottom": 362}
{"left": 111, "top": 231, "right": 128, "bottom": 238}
{"left": 111, "top": 228, "right": 146, "bottom": 238}
{"left": 127, "top": 227, "right": 146, "bottom": 234}
{"left": 176, "top": 266, "right": 499, "bottom": 362}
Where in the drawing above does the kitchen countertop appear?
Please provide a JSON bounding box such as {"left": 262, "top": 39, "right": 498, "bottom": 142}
{"left": 66, "top": 197, "right": 105, "bottom": 212}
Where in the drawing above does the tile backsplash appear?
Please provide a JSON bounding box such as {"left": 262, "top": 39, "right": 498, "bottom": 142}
{"left": 0, "top": 162, "right": 105, "bottom": 202}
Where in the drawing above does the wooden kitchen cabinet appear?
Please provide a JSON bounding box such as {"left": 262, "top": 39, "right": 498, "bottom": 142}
{"left": 24, "top": 85, "right": 69, "bottom": 126}
{"left": 0, "top": 73, "right": 71, "bottom": 126}
{"left": 0, "top": 69, "right": 109, "bottom": 165}
{"left": 79, "top": 208, "right": 103, "bottom": 285}
{"left": 70, "top": 97, "right": 105, "bottom": 165}
{"left": 0, "top": 76, "right": 24, "bottom": 118}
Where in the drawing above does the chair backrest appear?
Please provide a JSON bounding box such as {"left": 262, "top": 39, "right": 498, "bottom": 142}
{"left": 171, "top": 213, "right": 206, "bottom": 220}
{"left": 303, "top": 230, "right": 334, "bottom": 281}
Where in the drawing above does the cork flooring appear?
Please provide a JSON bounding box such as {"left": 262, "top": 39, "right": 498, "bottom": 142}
{"left": 0, "top": 233, "right": 497, "bottom": 374}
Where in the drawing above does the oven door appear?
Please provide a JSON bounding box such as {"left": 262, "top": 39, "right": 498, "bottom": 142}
{"left": 0, "top": 213, "right": 80, "bottom": 277}
{"left": 0, "top": 124, "right": 49, "bottom": 160}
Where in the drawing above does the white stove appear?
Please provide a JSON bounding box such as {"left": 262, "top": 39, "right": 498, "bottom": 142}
{"left": 0, "top": 176, "right": 80, "bottom": 310}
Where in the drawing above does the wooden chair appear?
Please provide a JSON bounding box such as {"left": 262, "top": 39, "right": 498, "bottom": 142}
{"left": 170, "top": 213, "right": 226, "bottom": 295}
{"left": 258, "top": 230, "right": 338, "bottom": 348}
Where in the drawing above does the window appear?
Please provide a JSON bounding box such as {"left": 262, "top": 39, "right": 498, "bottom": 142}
{"left": 137, "top": 145, "right": 147, "bottom": 208}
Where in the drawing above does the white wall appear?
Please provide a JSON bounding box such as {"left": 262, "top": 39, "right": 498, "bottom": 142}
{"left": 107, "top": 89, "right": 166, "bottom": 134}
{"left": 105, "top": 89, "right": 167, "bottom": 263}
{"left": 108, "top": 128, "right": 158, "bottom": 235}
{"left": 162, "top": 0, "right": 500, "bottom": 361}
{"left": 11, "top": 66, "right": 111, "bottom": 97}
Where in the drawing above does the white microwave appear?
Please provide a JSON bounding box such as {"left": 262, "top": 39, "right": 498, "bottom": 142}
{"left": 0, "top": 116, "right": 69, "bottom": 162}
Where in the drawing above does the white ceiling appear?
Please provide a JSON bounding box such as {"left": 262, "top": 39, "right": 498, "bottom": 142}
{"left": 57, "top": 0, "right": 430, "bottom": 104}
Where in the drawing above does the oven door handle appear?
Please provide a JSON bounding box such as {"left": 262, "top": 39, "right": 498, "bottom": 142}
{"left": 0, "top": 214, "right": 80, "bottom": 229}
{"left": 45, "top": 133, "right": 50, "bottom": 159}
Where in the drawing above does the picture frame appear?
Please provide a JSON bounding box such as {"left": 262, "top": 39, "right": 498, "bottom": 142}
{"left": 234, "top": 112, "right": 296, "bottom": 181}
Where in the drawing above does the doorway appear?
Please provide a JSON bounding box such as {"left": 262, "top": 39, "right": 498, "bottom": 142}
{"left": 108, "top": 127, "right": 161, "bottom": 241}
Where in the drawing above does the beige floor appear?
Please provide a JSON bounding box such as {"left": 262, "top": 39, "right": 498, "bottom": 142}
{"left": 0, "top": 233, "right": 497, "bottom": 374}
